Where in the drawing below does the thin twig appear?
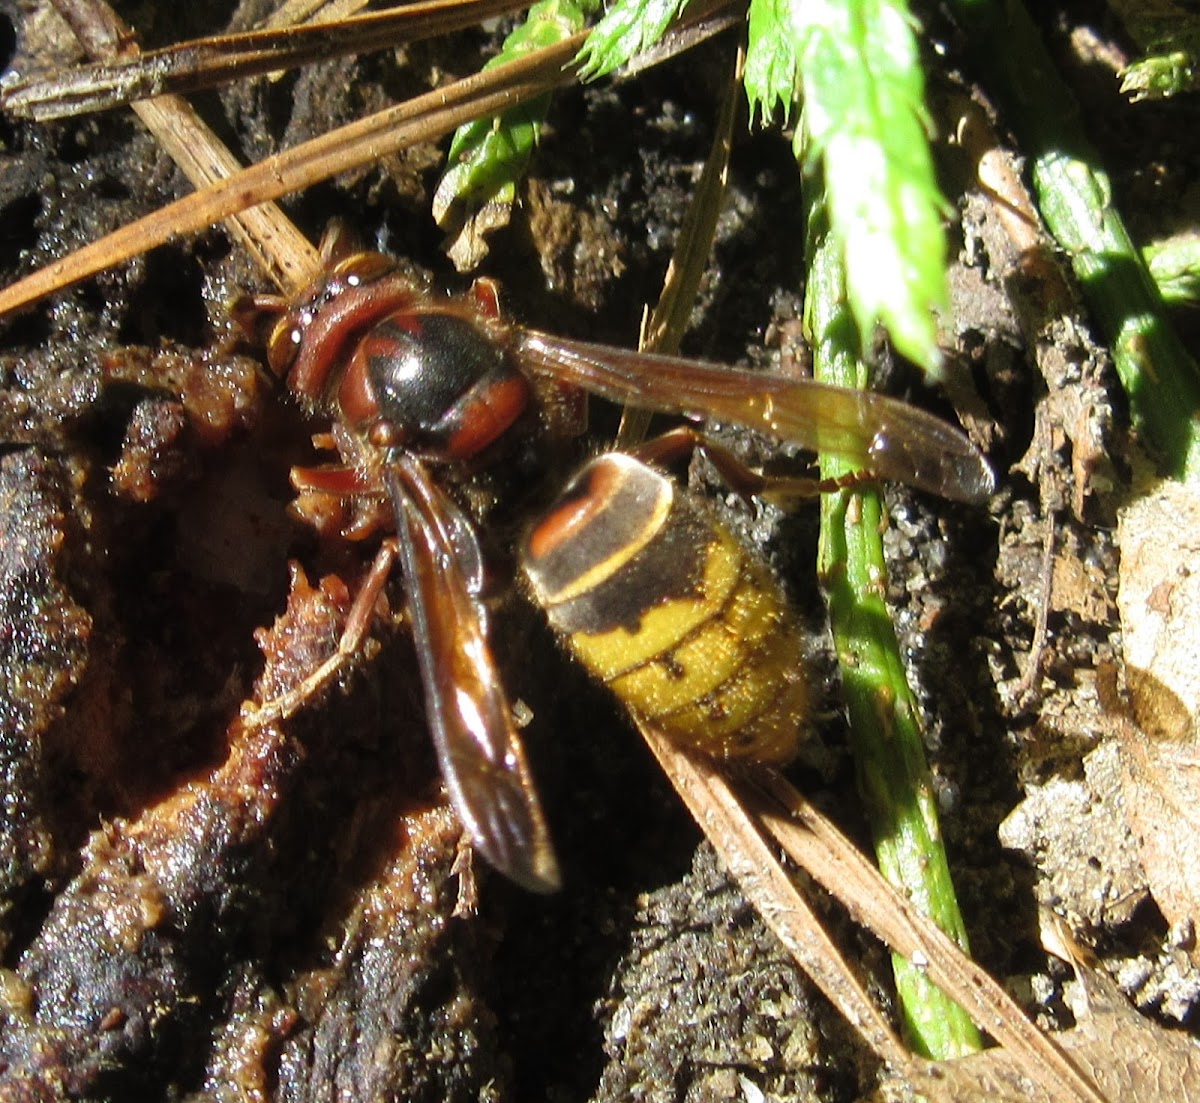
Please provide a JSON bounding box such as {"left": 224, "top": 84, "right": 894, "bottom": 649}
{"left": 744, "top": 771, "right": 1111, "bottom": 1103}
{"left": 638, "top": 727, "right": 909, "bottom": 1065}
{"left": 7, "top": 0, "right": 533, "bottom": 119}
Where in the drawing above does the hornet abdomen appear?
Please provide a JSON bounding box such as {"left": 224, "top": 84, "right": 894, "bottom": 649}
{"left": 523, "top": 452, "right": 807, "bottom": 763}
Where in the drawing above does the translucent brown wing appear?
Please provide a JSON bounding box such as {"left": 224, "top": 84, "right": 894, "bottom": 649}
{"left": 386, "top": 455, "right": 560, "bottom": 893}
{"left": 516, "top": 332, "right": 994, "bottom": 504}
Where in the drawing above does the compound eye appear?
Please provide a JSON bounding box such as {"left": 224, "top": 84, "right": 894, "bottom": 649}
{"left": 333, "top": 252, "right": 397, "bottom": 287}
{"left": 266, "top": 320, "right": 303, "bottom": 377}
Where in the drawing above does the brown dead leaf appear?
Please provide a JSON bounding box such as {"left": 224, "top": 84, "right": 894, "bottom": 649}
{"left": 437, "top": 194, "right": 513, "bottom": 271}
{"left": 998, "top": 743, "right": 1148, "bottom": 930}
{"left": 1118, "top": 480, "right": 1200, "bottom": 739}
{"left": 1112, "top": 712, "right": 1200, "bottom": 934}
{"left": 1056, "top": 964, "right": 1200, "bottom": 1102}
{"left": 1116, "top": 480, "right": 1200, "bottom": 929}
{"left": 897, "top": 961, "right": 1200, "bottom": 1103}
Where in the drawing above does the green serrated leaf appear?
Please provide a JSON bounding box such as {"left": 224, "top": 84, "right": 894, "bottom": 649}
{"left": 439, "top": 97, "right": 547, "bottom": 207}
{"left": 789, "top": 0, "right": 948, "bottom": 373}
{"left": 1145, "top": 232, "right": 1200, "bottom": 306}
{"left": 1110, "top": 4, "right": 1200, "bottom": 99}
{"left": 498, "top": 0, "right": 594, "bottom": 56}
{"left": 434, "top": 0, "right": 590, "bottom": 268}
{"left": 1121, "top": 49, "right": 1200, "bottom": 101}
{"left": 575, "top": 0, "right": 691, "bottom": 81}
{"left": 744, "top": 0, "right": 800, "bottom": 126}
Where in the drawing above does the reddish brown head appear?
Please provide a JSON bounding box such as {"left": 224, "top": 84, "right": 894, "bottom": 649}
{"left": 237, "top": 246, "right": 533, "bottom": 464}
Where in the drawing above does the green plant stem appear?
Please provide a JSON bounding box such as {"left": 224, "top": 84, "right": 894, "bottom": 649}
{"left": 951, "top": 0, "right": 1200, "bottom": 480}
{"left": 805, "top": 197, "right": 982, "bottom": 1060}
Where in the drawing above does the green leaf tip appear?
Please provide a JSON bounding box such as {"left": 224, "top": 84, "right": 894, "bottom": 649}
{"left": 792, "top": 0, "right": 949, "bottom": 373}
{"left": 575, "top": 0, "right": 691, "bottom": 80}
{"left": 744, "top": 0, "right": 800, "bottom": 126}
{"left": 434, "top": 0, "right": 589, "bottom": 268}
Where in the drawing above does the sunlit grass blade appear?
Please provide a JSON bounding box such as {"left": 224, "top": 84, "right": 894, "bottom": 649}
{"left": 1122, "top": 46, "right": 1200, "bottom": 101}
{"left": 580, "top": 0, "right": 950, "bottom": 374}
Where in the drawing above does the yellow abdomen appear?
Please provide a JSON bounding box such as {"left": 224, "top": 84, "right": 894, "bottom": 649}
{"left": 523, "top": 452, "right": 807, "bottom": 763}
